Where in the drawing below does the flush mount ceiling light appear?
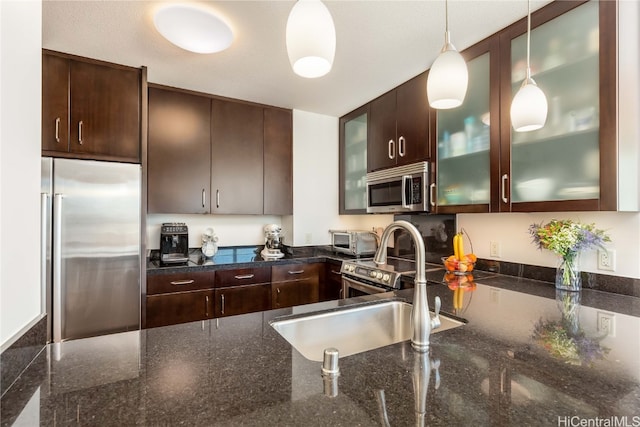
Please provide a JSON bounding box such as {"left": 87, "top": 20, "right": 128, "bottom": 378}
{"left": 154, "top": 4, "right": 234, "bottom": 54}
{"left": 427, "top": 0, "right": 469, "bottom": 109}
{"left": 510, "top": 0, "right": 548, "bottom": 132}
{"left": 286, "top": 0, "right": 336, "bottom": 78}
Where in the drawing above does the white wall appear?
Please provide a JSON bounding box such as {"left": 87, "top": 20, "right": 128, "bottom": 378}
{"left": 0, "top": 0, "right": 43, "bottom": 348}
{"left": 285, "top": 109, "right": 392, "bottom": 247}
{"left": 458, "top": 211, "right": 640, "bottom": 279}
{"left": 146, "top": 214, "right": 282, "bottom": 252}
{"left": 148, "top": 109, "right": 392, "bottom": 250}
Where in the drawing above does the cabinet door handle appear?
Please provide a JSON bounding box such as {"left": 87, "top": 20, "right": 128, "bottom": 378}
{"left": 388, "top": 139, "right": 395, "bottom": 159}
{"left": 78, "top": 121, "right": 83, "bottom": 145}
{"left": 276, "top": 287, "right": 280, "bottom": 306}
{"left": 221, "top": 294, "right": 225, "bottom": 314}
{"left": 205, "top": 295, "right": 210, "bottom": 317}
{"left": 398, "top": 136, "right": 406, "bottom": 157}
{"left": 288, "top": 270, "right": 304, "bottom": 275}
{"left": 202, "top": 189, "right": 206, "bottom": 208}
{"left": 501, "top": 174, "right": 509, "bottom": 203}
{"left": 429, "top": 183, "right": 436, "bottom": 207}
{"left": 55, "top": 117, "right": 61, "bottom": 143}
{"left": 234, "top": 274, "right": 254, "bottom": 280}
{"left": 170, "top": 279, "right": 194, "bottom": 286}
{"left": 216, "top": 190, "right": 220, "bottom": 208}
{"left": 330, "top": 270, "right": 341, "bottom": 275}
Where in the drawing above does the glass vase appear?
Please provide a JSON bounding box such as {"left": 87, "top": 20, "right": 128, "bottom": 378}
{"left": 555, "top": 254, "right": 581, "bottom": 291}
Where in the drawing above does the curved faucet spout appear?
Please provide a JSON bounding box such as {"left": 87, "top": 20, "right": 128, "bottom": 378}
{"left": 374, "top": 220, "right": 436, "bottom": 352}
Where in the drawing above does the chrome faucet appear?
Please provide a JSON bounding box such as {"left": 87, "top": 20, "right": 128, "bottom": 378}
{"left": 374, "top": 220, "right": 441, "bottom": 352}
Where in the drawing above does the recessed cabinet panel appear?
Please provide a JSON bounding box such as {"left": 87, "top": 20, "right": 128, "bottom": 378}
{"left": 147, "top": 87, "right": 212, "bottom": 214}
{"left": 42, "top": 54, "right": 70, "bottom": 153}
{"left": 69, "top": 60, "right": 140, "bottom": 160}
{"left": 436, "top": 52, "right": 492, "bottom": 208}
{"left": 146, "top": 290, "right": 214, "bottom": 328}
{"left": 214, "top": 284, "right": 271, "bottom": 318}
{"left": 264, "top": 108, "right": 293, "bottom": 215}
{"left": 509, "top": 2, "right": 600, "bottom": 204}
{"left": 211, "top": 100, "right": 264, "bottom": 214}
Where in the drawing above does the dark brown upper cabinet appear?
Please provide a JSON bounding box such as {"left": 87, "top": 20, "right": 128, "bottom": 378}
{"left": 147, "top": 86, "right": 211, "bottom": 214}
{"left": 42, "top": 50, "right": 141, "bottom": 163}
{"left": 211, "top": 99, "right": 264, "bottom": 215}
{"left": 432, "top": 0, "right": 617, "bottom": 214}
{"left": 368, "top": 71, "right": 431, "bottom": 172}
{"left": 263, "top": 108, "right": 293, "bottom": 215}
{"left": 431, "top": 36, "right": 500, "bottom": 215}
{"left": 497, "top": 0, "right": 617, "bottom": 212}
{"left": 147, "top": 85, "right": 293, "bottom": 215}
{"left": 339, "top": 104, "right": 369, "bottom": 214}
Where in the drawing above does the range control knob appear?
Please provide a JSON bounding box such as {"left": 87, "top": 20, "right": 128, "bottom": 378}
{"left": 375, "top": 271, "right": 383, "bottom": 279}
{"left": 382, "top": 273, "right": 390, "bottom": 282}
{"left": 369, "top": 271, "right": 377, "bottom": 278}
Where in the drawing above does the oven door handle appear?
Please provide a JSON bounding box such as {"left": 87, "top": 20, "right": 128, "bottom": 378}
{"left": 342, "top": 276, "right": 390, "bottom": 297}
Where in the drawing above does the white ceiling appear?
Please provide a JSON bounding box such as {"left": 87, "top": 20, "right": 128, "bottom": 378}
{"left": 42, "top": 0, "right": 552, "bottom": 117}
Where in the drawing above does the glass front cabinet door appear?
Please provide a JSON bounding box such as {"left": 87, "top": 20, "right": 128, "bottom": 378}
{"left": 499, "top": 0, "right": 616, "bottom": 211}
{"left": 435, "top": 38, "right": 500, "bottom": 213}
{"left": 339, "top": 104, "right": 369, "bottom": 214}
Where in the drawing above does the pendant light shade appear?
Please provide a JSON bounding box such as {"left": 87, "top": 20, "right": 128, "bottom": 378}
{"left": 154, "top": 4, "right": 234, "bottom": 54}
{"left": 286, "top": 0, "right": 336, "bottom": 78}
{"left": 510, "top": 0, "right": 548, "bottom": 132}
{"left": 427, "top": 1, "right": 468, "bottom": 109}
{"left": 510, "top": 76, "right": 548, "bottom": 132}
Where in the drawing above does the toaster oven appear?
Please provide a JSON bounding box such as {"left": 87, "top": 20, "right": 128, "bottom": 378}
{"left": 329, "top": 230, "right": 378, "bottom": 257}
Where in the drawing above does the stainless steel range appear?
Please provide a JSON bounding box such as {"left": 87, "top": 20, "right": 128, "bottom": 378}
{"left": 341, "top": 257, "right": 418, "bottom": 297}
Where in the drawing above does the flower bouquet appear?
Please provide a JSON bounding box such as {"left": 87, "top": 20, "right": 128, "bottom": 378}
{"left": 529, "top": 219, "right": 610, "bottom": 291}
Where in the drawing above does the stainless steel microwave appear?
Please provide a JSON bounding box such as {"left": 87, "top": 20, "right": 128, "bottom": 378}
{"left": 366, "top": 161, "right": 431, "bottom": 213}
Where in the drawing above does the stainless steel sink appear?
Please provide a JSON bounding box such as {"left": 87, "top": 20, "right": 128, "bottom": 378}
{"left": 270, "top": 300, "right": 464, "bottom": 361}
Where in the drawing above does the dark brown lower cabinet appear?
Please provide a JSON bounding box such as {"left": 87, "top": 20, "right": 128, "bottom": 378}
{"left": 214, "top": 284, "right": 272, "bottom": 318}
{"left": 146, "top": 290, "right": 214, "bottom": 328}
{"left": 271, "top": 263, "right": 321, "bottom": 309}
{"left": 321, "top": 261, "right": 343, "bottom": 301}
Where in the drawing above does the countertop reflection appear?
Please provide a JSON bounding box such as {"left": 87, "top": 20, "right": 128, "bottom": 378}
{"left": 2, "top": 276, "right": 639, "bottom": 426}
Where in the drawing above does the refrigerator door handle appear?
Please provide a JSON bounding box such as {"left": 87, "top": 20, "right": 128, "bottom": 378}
{"left": 53, "top": 193, "right": 64, "bottom": 342}
{"left": 40, "top": 193, "right": 49, "bottom": 313}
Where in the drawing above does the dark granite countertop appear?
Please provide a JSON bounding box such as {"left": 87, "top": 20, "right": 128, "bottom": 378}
{"left": 2, "top": 274, "right": 640, "bottom": 426}
{"left": 146, "top": 245, "right": 351, "bottom": 275}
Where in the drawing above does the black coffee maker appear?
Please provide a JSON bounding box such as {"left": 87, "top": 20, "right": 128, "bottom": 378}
{"left": 160, "top": 223, "right": 189, "bottom": 265}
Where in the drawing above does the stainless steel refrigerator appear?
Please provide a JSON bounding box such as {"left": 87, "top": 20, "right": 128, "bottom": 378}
{"left": 41, "top": 158, "right": 141, "bottom": 342}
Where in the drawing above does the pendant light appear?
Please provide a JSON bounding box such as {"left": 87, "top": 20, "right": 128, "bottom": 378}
{"left": 510, "top": 0, "right": 548, "bottom": 132}
{"left": 427, "top": 0, "right": 468, "bottom": 109}
{"left": 286, "top": 0, "right": 336, "bottom": 78}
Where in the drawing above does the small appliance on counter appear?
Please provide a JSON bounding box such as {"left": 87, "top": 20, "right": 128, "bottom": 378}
{"left": 201, "top": 227, "right": 219, "bottom": 258}
{"left": 160, "top": 222, "right": 189, "bottom": 265}
{"left": 261, "top": 224, "right": 285, "bottom": 260}
{"left": 329, "top": 230, "right": 378, "bottom": 257}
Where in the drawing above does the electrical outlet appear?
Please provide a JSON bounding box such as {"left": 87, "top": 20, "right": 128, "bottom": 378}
{"left": 489, "top": 241, "right": 501, "bottom": 258}
{"left": 597, "top": 249, "right": 616, "bottom": 271}
{"left": 490, "top": 288, "right": 500, "bottom": 304}
{"left": 597, "top": 311, "right": 616, "bottom": 337}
